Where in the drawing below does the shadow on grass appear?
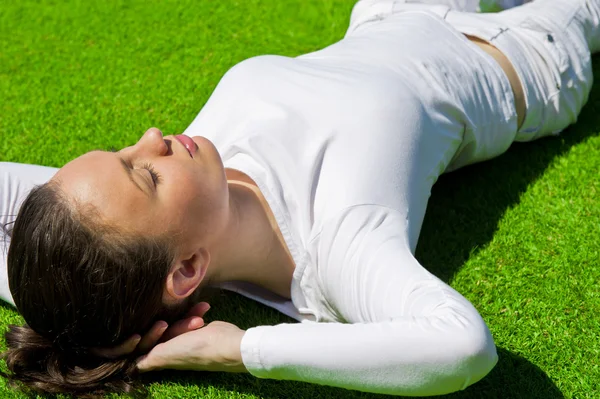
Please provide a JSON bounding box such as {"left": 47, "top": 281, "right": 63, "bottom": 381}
{"left": 146, "top": 61, "right": 600, "bottom": 398}
{"left": 139, "top": 93, "right": 600, "bottom": 398}
{"left": 146, "top": 314, "right": 565, "bottom": 399}
{"left": 416, "top": 66, "right": 600, "bottom": 284}
{"left": 0, "top": 295, "right": 564, "bottom": 399}
{"left": 3, "top": 66, "right": 599, "bottom": 399}
{"left": 143, "top": 288, "right": 568, "bottom": 399}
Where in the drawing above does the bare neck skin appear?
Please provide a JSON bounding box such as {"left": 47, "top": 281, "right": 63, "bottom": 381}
{"left": 202, "top": 169, "right": 296, "bottom": 299}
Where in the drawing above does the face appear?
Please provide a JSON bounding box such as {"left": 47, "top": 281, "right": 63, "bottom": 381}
{"left": 53, "top": 128, "right": 230, "bottom": 257}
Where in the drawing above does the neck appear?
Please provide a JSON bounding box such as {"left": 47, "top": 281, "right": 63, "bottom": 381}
{"left": 202, "top": 173, "right": 295, "bottom": 299}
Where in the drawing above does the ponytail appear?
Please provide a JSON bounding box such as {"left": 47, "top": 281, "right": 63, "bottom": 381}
{"left": 2, "top": 325, "right": 145, "bottom": 397}
{"left": 3, "top": 182, "right": 185, "bottom": 397}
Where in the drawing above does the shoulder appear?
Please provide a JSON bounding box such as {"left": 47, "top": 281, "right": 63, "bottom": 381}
{"left": 222, "top": 55, "right": 294, "bottom": 83}
{"left": 207, "top": 55, "right": 297, "bottom": 103}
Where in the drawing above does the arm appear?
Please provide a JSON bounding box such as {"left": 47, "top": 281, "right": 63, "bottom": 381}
{"left": 240, "top": 205, "right": 498, "bottom": 396}
{"left": 0, "top": 162, "right": 58, "bottom": 305}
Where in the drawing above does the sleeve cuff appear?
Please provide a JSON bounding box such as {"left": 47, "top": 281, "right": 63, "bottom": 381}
{"left": 240, "top": 326, "right": 270, "bottom": 378}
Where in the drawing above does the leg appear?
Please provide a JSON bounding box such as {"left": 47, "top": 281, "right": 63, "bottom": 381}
{"left": 0, "top": 163, "right": 58, "bottom": 305}
{"left": 348, "top": 0, "right": 532, "bottom": 33}
{"left": 344, "top": 0, "right": 598, "bottom": 168}
{"left": 405, "top": 0, "right": 532, "bottom": 12}
{"left": 479, "top": 0, "right": 532, "bottom": 12}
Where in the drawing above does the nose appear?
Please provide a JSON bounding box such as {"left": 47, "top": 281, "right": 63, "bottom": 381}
{"left": 136, "top": 127, "right": 169, "bottom": 156}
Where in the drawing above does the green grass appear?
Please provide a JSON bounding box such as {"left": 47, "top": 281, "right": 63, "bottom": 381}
{"left": 1, "top": 0, "right": 599, "bottom": 398}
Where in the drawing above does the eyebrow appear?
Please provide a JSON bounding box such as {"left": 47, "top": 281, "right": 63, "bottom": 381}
{"left": 118, "top": 157, "right": 149, "bottom": 197}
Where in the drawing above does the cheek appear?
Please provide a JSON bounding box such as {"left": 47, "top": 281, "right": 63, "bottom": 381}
{"left": 166, "top": 167, "right": 224, "bottom": 223}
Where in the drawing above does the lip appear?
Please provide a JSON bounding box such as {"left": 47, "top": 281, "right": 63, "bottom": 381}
{"left": 174, "top": 135, "right": 198, "bottom": 158}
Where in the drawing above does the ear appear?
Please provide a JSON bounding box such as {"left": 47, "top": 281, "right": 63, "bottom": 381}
{"left": 164, "top": 247, "right": 210, "bottom": 302}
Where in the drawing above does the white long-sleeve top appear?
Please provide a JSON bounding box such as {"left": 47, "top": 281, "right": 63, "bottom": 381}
{"left": 199, "top": 0, "right": 598, "bottom": 392}
{"left": 1, "top": 4, "right": 530, "bottom": 396}
{"left": 180, "top": 5, "right": 523, "bottom": 395}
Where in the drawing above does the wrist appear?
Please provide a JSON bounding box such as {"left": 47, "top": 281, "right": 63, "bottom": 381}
{"left": 222, "top": 329, "right": 247, "bottom": 373}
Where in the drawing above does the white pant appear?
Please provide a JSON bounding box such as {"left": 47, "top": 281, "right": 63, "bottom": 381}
{"left": 350, "top": 0, "right": 599, "bottom": 143}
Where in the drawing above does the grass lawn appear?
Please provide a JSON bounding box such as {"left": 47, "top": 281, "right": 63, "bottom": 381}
{"left": 1, "top": 0, "right": 599, "bottom": 398}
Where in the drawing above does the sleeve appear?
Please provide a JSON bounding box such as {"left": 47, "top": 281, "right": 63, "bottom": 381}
{"left": 240, "top": 205, "right": 498, "bottom": 396}
{"left": 0, "top": 162, "right": 58, "bottom": 306}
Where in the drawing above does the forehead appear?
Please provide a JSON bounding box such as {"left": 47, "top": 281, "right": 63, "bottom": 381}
{"left": 53, "top": 151, "right": 151, "bottom": 231}
{"left": 55, "top": 151, "right": 123, "bottom": 201}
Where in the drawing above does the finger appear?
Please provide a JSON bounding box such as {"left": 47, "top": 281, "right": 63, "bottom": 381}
{"left": 91, "top": 334, "right": 141, "bottom": 359}
{"left": 137, "top": 320, "right": 168, "bottom": 354}
{"left": 152, "top": 303, "right": 208, "bottom": 344}
{"left": 186, "top": 302, "right": 210, "bottom": 318}
{"left": 160, "top": 316, "right": 204, "bottom": 342}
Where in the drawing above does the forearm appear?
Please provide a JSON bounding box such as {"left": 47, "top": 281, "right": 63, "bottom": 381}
{"left": 240, "top": 315, "right": 497, "bottom": 396}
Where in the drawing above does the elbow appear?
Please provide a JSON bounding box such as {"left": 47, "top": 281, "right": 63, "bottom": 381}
{"left": 454, "top": 321, "right": 498, "bottom": 390}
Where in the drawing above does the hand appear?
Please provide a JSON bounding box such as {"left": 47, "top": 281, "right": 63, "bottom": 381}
{"left": 92, "top": 302, "right": 211, "bottom": 359}
{"left": 136, "top": 320, "right": 247, "bottom": 374}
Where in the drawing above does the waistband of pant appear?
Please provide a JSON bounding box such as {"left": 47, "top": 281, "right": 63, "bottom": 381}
{"left": 483, "top": 29, "right": 546, "bottom": 140}
{"left": 414, "top": 6, "right": 545, "bottom": 139}
{"left": 462, "top": 33, "right": 520, "bottom": 132}
{"left": 350, "top": 2, "right": 546, "bottom": 139}
{"left": 439, "top": 9, "right": 547, "bottom": 140}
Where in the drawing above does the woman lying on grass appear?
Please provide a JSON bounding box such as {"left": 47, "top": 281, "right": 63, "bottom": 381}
{"left": 1, "top": 0, "right": 598, "bottom": 396}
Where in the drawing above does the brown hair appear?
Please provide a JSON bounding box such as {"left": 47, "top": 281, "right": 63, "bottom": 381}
{"left": 2, "top": 182, "right": 192, "bottom": 397}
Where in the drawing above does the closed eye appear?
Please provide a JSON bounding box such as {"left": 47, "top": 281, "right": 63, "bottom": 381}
{"left": 142, "top": 162, "right": 162, "bottom": 186}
